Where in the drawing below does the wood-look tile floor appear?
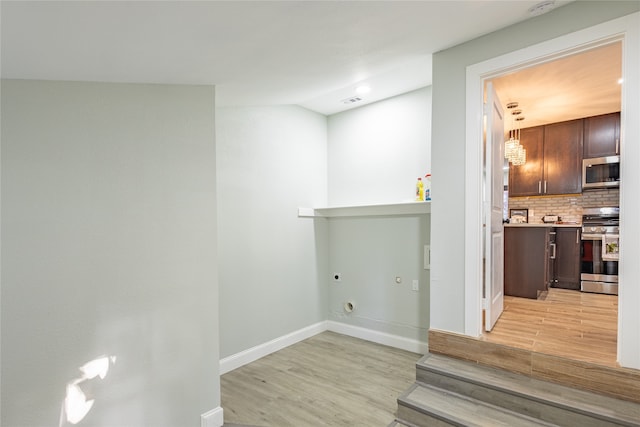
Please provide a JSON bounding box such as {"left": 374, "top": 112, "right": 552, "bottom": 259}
{"left": 482, "top": 288, "right": 618, "bottom": 367}
{"left": 221, "top": 331, "right": 421, "bottom": 427}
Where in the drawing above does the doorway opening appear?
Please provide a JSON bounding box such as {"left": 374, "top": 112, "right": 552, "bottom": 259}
{"left": 482, "top": 42, "right": 622, "bottom": 367}
{"left": 464, "top": 12, "right": 640, "bottom": 370}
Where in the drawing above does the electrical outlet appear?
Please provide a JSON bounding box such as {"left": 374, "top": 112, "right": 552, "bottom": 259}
{"left": 412, "top": 280, "right": 419, "bottom": 291}
{"left": 333, "top": 273, "right": 342, "bottom": 282}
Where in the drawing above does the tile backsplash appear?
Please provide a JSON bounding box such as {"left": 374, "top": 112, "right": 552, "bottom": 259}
{"left": 508, "top": 188, "right": 619, "bottom": 224}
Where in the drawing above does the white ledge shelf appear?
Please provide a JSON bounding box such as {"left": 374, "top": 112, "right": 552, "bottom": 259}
{"left": 298, "top": 201, "right": 431, "bottom": 218}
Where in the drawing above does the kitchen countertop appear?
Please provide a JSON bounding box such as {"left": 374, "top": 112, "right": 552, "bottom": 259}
{"left": 505, "top": 223, "right": 581, "bottom": 228}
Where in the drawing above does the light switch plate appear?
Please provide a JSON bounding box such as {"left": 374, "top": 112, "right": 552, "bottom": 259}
{"left": 424, "top": 245, "right": 430, "bottom": 270}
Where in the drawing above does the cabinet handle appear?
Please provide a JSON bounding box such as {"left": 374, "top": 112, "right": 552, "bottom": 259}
{"left": 576, "top": 229, "right": 580, "bottom": 244}
{"left": 550, "top": 243, "right": 556, "bottom": 259}
{"left": 544, "top": 181, "right": 547, "bottom": 194}
{"left": 538, "top": 181, "right": 542, "bottom": 194}
{"left": 616, "top": 138, "right": 619, "bottom": 154}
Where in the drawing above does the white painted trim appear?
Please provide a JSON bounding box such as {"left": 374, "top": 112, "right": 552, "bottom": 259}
{"left": 617, "top": 12, "right": 640, "bottom": 369}
{"left": 464, "top": 12, "right": 640, "bottom": 368}
{"left": 201, "top": 406, "right": 224, "bottom": 427}
{"left": 298, "top": 201, "right": 431, "bottom": 218}
{"left": 327, "top": 321, "right": 429, "bottom": 354}
{"left": 219, "top": 321, "right": 328, "bottom": 374}
{"left": 220, "top": 321, "right": 428, "bottom": 376}
{"left": 464, "top": 59, "right": 485, "bottom": 338}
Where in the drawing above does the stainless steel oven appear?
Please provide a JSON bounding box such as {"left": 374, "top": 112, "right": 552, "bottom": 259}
{"left": 580, "top": 207, "right": 619, "bottom": 295}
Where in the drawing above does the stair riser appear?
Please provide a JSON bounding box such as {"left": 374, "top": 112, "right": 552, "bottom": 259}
{"left": 396, "top": 405, "right": 458, "bottom": 427}
{"left": 417, "top": 367, "right": 624, "bottom": 427}
{"left": 387, "top": 420, "right": 419, "bottom": 427}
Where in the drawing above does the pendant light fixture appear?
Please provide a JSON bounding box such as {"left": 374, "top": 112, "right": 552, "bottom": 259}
{"left": 505, "top": 102, "right": 526, "bottom": 166}
{"left": 511, "top": 115, "right": 527, "bottom": 165}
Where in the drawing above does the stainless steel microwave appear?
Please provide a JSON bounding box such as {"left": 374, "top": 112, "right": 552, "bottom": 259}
{"left": 582, "top": 155, "right": 620, "bottom": 189}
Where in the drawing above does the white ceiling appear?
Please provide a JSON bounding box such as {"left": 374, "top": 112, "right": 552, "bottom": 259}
{"left": 1, "top": 0, "right": 574, "bottom": 116}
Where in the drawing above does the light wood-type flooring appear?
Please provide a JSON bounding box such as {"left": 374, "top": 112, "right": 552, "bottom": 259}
{"left": 482, "top": 288, "right": 618, "bottom": 367}
{"left": 221, "top": 331, "right": 421, "bottom": 427}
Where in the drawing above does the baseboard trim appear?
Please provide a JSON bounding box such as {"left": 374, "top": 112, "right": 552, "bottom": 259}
{"left": 327, "top": 321, "right": 428, "bottom": 354}
{"left": 219, "top": 321, "right": 328, "bottom": 374}
{"left": 201, "top": 406, "right": 224, "bottom": 427}
{"left": 220, "top": 320, "right": 427, "bottom": 374}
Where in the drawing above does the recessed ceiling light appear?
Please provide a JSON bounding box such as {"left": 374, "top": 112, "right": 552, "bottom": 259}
{"left": 355, "top": 85, "right": 371, "bottom": 95}
{"left": 528, "top": 0, "right": 556, "bottom": 16}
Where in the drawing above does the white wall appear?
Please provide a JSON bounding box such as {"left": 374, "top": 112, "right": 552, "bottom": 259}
{"left": 326, "top": 89, "right": 431, "bottom": 348}
{"left": 217, "top": 90, "right": 432, "bottom": 361}
{"left": 328, "top": 88, "right": 431, "bottom": 206}
{"left": 430, "top": 2, "right": 640, "bottom": 336}
{"left": 215, "top": 106, "right": 328, "bottom": 359}
{"left": 1, "top": 80, "right": 220, "bottom": 426}
{"left": 328, "top": 215, "right": 430, "bottom": 344}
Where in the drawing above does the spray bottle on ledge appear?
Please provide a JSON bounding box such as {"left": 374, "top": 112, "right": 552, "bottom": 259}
{"left": 416, "top": 177, "right": 424, "bottom": 201}
{"left": 424, "top": 173, "right": 432, "bottom": 201}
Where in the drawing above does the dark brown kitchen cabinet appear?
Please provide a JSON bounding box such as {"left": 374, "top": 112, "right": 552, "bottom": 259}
{"left": 543, "top": 119, "right": 583, "bottom": 195}
{"left": 552, "top": 227, "right": 581, "bottom": 290}
{"left": 509, "top": 119, "right": 583, "bottom": 197}
{"left": 504, "top": 227, "right": 550, "bottom": 299}
{"left": 509, "top": 126, "right": 544, "bottom": 197}
{"left": 583, "top": 112, "right": 620, "bottom": 158}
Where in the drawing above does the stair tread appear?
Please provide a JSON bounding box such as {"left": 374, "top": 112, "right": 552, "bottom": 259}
{"left": 400, "top": 383, "right": 555, "bottom": 426}
{"left": 419, "top": 353, "right": 640, "bottom": 423}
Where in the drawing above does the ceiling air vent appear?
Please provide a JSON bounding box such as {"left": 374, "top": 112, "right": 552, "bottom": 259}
{"left": 528, "top": 0, "right": 556, "bottom": 16}
{"left": 341, "top": 96, "right": 363, "bottom": 105}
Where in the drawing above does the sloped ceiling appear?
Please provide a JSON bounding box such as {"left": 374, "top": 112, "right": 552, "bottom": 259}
{"left": 1, "top": 0, "right": 575, "bottom": 116}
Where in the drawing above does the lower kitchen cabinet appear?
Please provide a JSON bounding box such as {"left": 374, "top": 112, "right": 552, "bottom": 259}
{"left": 504, "top": 227, "right": 551, "bottom": 299}
{"left": 553, "top": 227, "right": 581, "bottom": 290}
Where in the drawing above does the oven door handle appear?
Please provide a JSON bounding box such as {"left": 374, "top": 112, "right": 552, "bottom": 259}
{"left": 582, "top": 233, "right": 604, "bottom": 240}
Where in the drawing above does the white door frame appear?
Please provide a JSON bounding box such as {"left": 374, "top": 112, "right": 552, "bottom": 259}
{"left": 464, "top": 13, "right": 640, "bottom": 368}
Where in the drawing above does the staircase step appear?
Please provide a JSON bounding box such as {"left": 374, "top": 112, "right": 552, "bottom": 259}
{"left": 397, "top": 383, "right": 557, "bottom": 427}
{"left": 417, "top": 353, "right": 640, "bottom": 427}
{"left": 386, "top": 420, "right": 415, "bottom": 427}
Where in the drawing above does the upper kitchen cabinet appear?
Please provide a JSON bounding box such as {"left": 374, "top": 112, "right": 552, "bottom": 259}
{"left": 543, "top": 119, "right": 583, "bottom": 195}
{"left": 509, "top": 119, "right": 582, "bottom": 197}
{"left": 509, "top": 126, "right": 544, "bottom": 197}
{"left": 583, "top": 112, "right": 620, "bottom": 158}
